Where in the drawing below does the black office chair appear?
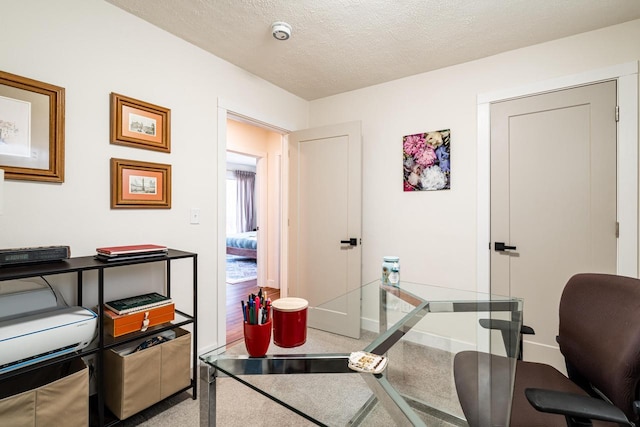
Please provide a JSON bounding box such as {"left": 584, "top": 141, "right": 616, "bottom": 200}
{"left": 454, "top": 273, "right": 640, "bottom": 427}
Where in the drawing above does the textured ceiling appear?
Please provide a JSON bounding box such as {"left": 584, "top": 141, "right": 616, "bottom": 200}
{"left": 106, "top": 0, "right": 640, "bottom": 100}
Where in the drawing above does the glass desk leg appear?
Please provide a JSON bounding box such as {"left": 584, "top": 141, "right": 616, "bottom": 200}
{"left": 380, "top": 286, "right": 388, "bottom": 334}
{"left": 199, "top": 362, "right": 217, "bottom": 427}
{"left": 361, "top": 373, "right": 427, "bottom": 427}
{"left": 348, "top": 395, "right": 378, "bottom": 426}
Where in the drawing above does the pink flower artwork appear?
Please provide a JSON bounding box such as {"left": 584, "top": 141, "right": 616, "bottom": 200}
{"left": 402, "top": 129, "right": 450, "bottom": 191}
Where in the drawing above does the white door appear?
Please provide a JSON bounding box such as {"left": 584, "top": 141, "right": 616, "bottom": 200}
{"left": 490, "top": 81, "right": 617, "bottom": 371}
{"left": 288, "top": 121, "right": 362, "bottom": 338}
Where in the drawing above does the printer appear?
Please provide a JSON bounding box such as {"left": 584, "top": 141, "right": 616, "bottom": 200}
{"left": 0, "top": 282, "right": 97, "bottom": 374}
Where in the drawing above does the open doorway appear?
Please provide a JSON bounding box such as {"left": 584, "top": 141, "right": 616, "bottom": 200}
{"left": 225, "top": 151, "right": 258, "bottom": 286}
{"left": 224, "top": 118, "right": 283, "bottom": 343}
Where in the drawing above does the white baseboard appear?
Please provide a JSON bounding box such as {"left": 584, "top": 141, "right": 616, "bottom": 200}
{"left": 205, "top": 318, "right": 477, "bottom": 360}
{"left": 361, "top": 318, "right": 475, "bottom": 354}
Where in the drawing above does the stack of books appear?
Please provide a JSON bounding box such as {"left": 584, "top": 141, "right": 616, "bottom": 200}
{"left": 95, "top": 244, "right": 168, "bottom": 262}
{"left": 103, "top": 292, "right": 175, "bottom": 337}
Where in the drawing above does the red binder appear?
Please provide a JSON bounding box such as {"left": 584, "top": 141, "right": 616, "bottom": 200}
{"left": 96, "top": 244, "right": 167, "bottom": 256}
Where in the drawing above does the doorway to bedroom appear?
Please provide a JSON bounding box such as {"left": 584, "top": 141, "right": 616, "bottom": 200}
{"left": 225, "top": 118, "right": 282, "bottom": 342}
{"left": 225, "top": 152, "right": 258, "bottom": 285}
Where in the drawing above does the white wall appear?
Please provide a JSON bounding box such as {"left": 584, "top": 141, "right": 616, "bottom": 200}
{"left": 0, "top": 0, "right": 308, "bottom": 352}
{"left": 310, "top": 19, "right": 640, "bottom": 291}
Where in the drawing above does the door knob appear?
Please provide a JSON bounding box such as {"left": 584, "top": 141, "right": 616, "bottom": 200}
{"left": 340, "top": 238, "right": 358, "bottom": 247}
{"left": 494, "top": 242, "right": 517, "bottom": 252}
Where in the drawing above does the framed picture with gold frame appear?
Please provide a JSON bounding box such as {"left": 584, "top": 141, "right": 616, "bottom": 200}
{"left": 0, "top": 71, "right": 65, "bottom": 182}
{"left": 110, "top": 158, "right": 171, "bottom": 209}
{"left": 110, "top": 93, "right": 170, "bottom": 153}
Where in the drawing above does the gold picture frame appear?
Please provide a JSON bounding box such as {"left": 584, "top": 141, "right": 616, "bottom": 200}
{"left": 110, "top": 93, "right": 170, "bottom": 153}
{"left": 110, "top": 158, "right": 171, "bottom": 209}
{"left": 0, "top": 71, "right": 65, "bottom": 182}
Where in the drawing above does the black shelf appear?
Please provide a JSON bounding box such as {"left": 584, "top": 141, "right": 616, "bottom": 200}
{"left": 0, "top": 249, "right": 196, "bottom": 280}
{"left": 0, "top": 344, "right": 101, "bottom": 381}
{"left": 101, "top": 310, "right": 194, "bottom": 350}
{"left": 0, "top": 248, "right": 198, "bottom": 427}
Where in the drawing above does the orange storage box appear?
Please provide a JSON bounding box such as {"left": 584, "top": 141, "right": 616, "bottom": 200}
{"left": 103, "top": 304, "right": 175, "bottom": 337}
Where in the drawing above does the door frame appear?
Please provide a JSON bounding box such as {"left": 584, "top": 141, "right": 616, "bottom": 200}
{"left": 217, "top": 99, "right": 291, "bottom": 346}
{"left": 477, "top": 61, "right": 639, "bottom": 294}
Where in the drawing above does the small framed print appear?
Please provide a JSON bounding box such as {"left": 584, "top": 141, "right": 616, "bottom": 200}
{"left": 110, "top": 93, "right": 170, "bottom": 153}
{"left": 110, "top": 158, "right": 171, "bottom": 209}
{"left": 0, "top": 70, "right": 65, "bottom": 182}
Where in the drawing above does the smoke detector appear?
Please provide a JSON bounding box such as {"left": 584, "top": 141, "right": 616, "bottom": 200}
{"left": 272, "top": 22, "right": 292, "bottom": 40}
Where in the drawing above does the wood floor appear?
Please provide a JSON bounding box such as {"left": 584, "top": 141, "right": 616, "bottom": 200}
{"left": 226, "top": 278, "right": 280, "bottom": 343}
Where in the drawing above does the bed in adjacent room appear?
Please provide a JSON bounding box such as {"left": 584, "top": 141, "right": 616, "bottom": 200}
{"left": 226, "top": 231, "right": 257, "bottom": 258}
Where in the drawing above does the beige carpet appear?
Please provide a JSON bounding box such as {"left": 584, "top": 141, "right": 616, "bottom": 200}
{"left": 117, "top": 328, "right": 467, "bottom": 426}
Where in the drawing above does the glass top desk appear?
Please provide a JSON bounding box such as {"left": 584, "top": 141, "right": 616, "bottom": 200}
{"left": 199, "top": 280, "right": 523, "bottom": 426}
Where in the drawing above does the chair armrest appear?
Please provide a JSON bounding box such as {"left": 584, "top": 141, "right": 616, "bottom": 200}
{"left": 478, "top": 319, "right": 535, "bottom": 359}
{"left": 478, "top": 319, "right": 534, "bottom": 335}
{"left": 525, "top": 388, "right": 632, "bottom": 426}
{"left": 521, "top": 324, "right": 535, "bottom": 335}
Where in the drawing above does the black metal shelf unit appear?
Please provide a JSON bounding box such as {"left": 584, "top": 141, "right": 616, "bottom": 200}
{"left": 0, "top": 249, "right": 198, "bottom": 426}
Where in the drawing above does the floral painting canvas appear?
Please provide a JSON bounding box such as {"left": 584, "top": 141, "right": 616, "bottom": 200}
{"left": 403, "top": 129, "right": 450, "bottom": 191}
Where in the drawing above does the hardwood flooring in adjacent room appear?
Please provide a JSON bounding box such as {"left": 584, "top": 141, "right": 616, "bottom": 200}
{"left": 226, "top": 279, "right": 280, "bottom": 343}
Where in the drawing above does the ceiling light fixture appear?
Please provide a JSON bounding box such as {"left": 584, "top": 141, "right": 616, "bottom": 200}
{"left": 271, "top": 22, "right": 292, "bottom": 41}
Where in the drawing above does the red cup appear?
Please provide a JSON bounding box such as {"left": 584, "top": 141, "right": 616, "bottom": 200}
{"left": 243, "top": 319, "right": 272, "bottom": 357}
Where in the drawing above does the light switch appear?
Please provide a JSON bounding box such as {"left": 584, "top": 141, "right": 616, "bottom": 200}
{"left": 190, "top": 208, "right": 200, "bottom": 224}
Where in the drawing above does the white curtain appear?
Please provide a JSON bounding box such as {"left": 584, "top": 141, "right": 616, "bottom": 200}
{"left": 234, "top": 170, "right": 256, "bottom": 232}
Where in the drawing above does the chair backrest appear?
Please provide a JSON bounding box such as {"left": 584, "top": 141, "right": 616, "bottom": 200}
{"left": 558, "top": 273, "right": 640, "bottom": 422}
